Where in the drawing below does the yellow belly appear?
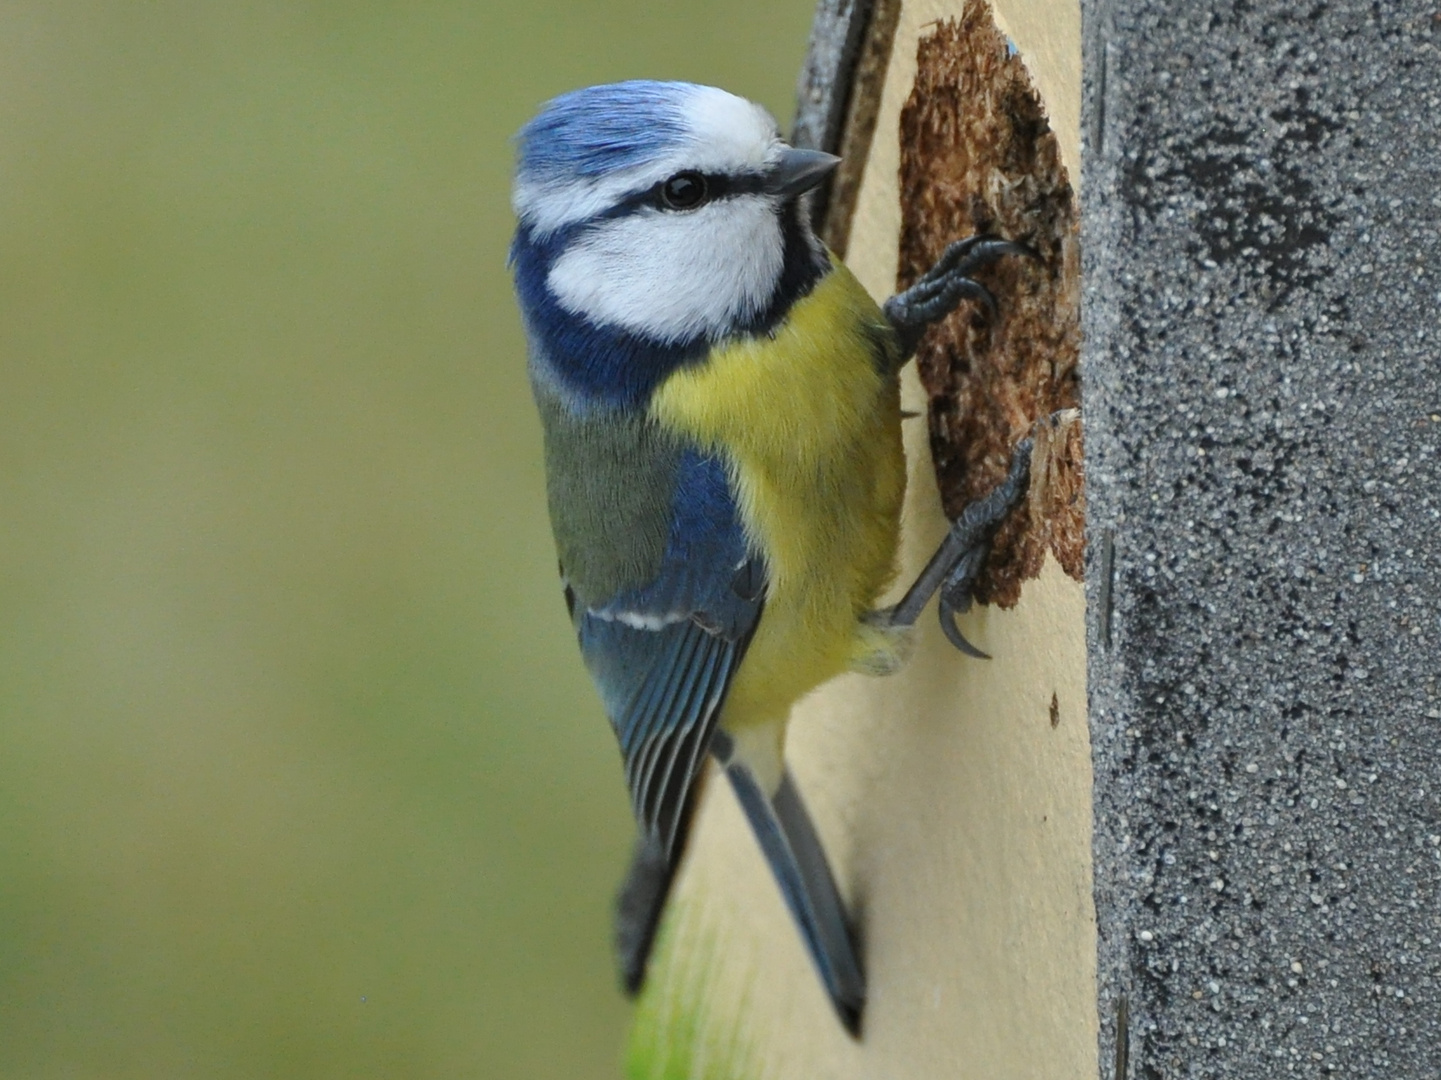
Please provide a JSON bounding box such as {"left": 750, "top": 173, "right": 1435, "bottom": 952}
{"left": 648, "top": 261, "right": 906, "bottom": 746}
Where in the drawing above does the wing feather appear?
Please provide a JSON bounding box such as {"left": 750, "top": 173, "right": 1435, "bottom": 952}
{"left": 572, "top": 449, "right": 764, "bottom": 858}
{"left": 638, "top": 630, "right": 724, "bottom": 834}
{"left": 628, "top": 626, "right": 702, "bottom": 812}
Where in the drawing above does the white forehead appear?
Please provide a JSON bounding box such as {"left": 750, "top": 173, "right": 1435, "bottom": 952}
{"left": 677, "top": 85, "right": 781, "bottom": 173}
{"left": 513, "top": 85, "right": 783, "bottom": 239}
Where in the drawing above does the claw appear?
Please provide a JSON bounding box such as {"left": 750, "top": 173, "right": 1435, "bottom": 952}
{"left": 939, "top": 599, "right": 991, "bottom": 659}
{"left": 884, "top": 232, "right": 1035, "bottom": 355}
{"left": 928, "top": 234, "right": 991, "bottom": 277}
{"left": 936, "top": 541, "right": 991, "bottom": 658}
{"left": 928, "top": 236, "right": 1036, "bottom": 281}
{"left": 979, "top": 238, "right": 1040, "bottom": 264}
{"left": 954, "top": 278, "right": 999, "bottom": 320}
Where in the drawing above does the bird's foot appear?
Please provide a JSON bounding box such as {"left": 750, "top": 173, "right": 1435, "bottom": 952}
{"left": 934, "top": 435, "right": 1034, "bottom": 657}
{"left": 882, "top": 235, "right": 1036, "bottom": 356}
{"left": 878, "top": 433, "right": 1035, "bottom": 654}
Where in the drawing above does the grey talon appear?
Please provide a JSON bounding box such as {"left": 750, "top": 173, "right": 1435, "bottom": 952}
{"left": 937, "top": 541, "right": 991, "bottom": 659}
{"left": 940, "top": 601, "right": 991, "bottom": 659}
{"left": 958, "top": 279, "right": 999, "bottom": 320}
{"left": 875, "top": 235, "right": 1037, "bottom": 658}
{"left": 880, "top": 435, "right": 1034, "bottom": 657}
{"left": 883, "top": 232, "right": 1033, "bottom": 356}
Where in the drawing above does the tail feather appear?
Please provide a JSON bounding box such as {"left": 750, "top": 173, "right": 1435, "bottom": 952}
{"left": 714, "top": 731, "right": 866, "bottom": 1035}
{"left": 614, "top": 768, "right": 706, "bottom": 995}
{"left": 616, "top": 738, "right": 868, "bottom": 1038}
{"left": 614, "top": 832, "right": 678, "bottom": 996}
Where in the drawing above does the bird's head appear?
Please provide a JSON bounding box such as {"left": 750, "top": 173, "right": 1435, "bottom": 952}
{"left": 511, "top": 81, "right": 838, "bottom": 348}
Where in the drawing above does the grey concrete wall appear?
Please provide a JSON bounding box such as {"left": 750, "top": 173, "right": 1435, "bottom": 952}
{"left": 1082, "top": 2, "right": 1441, "bottom": 1076}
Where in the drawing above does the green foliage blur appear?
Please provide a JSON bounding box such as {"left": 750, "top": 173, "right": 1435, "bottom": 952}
{"left": 0, "top": 2, "right": 812, "bottom": 1076}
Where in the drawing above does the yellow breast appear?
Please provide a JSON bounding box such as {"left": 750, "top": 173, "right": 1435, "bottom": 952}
{"left": 648, "top": 260, "right": 907, "bottom": 737}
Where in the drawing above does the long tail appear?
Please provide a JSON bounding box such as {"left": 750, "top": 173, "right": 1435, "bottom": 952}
{"left": 614, "top": 831, "right": 678, "bottom": 996}
{"left": 713, "top": 730, "right": 866, "bottom": 1035}
{"left": 616, "top": 738, "right": 867, "bottom": 1036}
{"left": 614, "top": 769, "right": 706, "bottom": 996}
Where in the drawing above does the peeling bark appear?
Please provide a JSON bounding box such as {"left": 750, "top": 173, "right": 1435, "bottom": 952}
{"left": 897, "top": 3, "right": 1084, "bottom": 607}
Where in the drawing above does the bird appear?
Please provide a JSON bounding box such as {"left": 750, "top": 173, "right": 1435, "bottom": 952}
{"left": 509, "top": 80, "right": 1034, "bottom": 1035}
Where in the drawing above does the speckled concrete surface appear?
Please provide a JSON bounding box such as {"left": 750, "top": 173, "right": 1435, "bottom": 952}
{"left": 1081, "top": 2, "right": 1441, "bottom": 1076}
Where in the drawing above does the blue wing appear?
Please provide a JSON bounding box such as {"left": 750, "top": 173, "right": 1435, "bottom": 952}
{"left": 572, "top": 449, "right": 764, "bottom": 857}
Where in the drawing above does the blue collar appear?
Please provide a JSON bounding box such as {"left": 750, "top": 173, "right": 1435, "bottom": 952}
{"left": 511, "top": 204, "right": 829, "bottom": 412}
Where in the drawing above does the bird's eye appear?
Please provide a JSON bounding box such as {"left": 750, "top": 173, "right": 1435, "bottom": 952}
{"left": 660, "top": 172, "right": 708, "bottom": 211}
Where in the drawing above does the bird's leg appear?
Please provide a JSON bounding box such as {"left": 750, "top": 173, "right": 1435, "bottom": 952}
{"left": 875, "top": 233, "right": 1038, "bottom": 656}
{"left": 882, "top": 235, "right": 1034, "bottom": 357}
{"left": 882, "top": 435, "right": 1034, "bottom": 658}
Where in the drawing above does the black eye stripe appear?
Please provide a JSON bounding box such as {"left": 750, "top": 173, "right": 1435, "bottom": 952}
{"left": 651, "top": 171, "right": 767, "bottom": 206}
{"left": 597, "top": 171, "right": 769, "bottom": 221}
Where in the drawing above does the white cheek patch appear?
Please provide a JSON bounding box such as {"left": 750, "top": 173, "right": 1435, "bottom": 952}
{"left": 546, "top": 198, "right": 786, "bottom": 344}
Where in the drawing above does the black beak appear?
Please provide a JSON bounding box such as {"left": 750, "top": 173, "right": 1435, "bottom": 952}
{"left": 763, "top": 147, "right": 842, "bottom": 198}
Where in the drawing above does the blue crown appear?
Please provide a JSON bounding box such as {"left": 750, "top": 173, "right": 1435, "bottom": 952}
{"left": 515, "top": 81, "right": 695, "bottom": 182}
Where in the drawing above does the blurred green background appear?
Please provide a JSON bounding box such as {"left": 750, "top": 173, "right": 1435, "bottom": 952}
{"left": 0, "top": 2, "right": 812, "bottom": 1076}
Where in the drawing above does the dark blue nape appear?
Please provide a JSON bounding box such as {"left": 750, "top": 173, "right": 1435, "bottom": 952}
{"left": 512, "top": 224, "right": 709, "bottom": 410}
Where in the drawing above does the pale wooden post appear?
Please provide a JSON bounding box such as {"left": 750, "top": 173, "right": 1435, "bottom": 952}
{"left": 626, "top": 2, "right": 1094, "bottom": 1077}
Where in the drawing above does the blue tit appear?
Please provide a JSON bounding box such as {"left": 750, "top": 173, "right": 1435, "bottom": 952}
{"left": 509, "top": 80, "right": 1033, "bottom": 1034}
